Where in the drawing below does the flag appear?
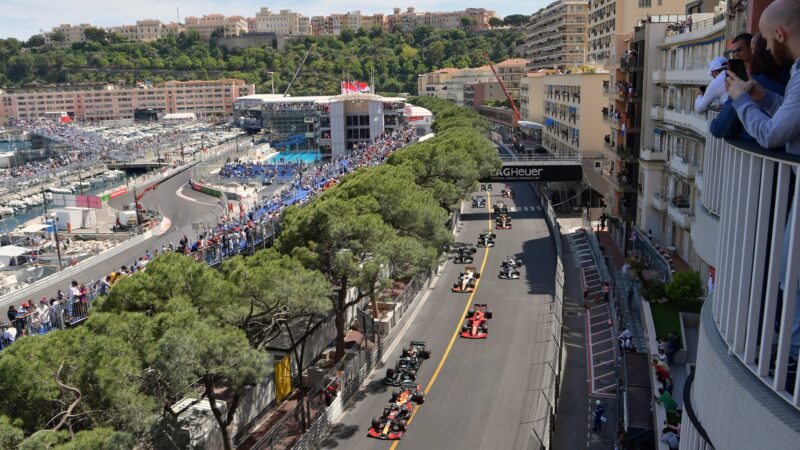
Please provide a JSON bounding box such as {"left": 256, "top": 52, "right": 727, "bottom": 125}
{"left": 60, "top": 115, "right": 72, "bottom": 124}
{"left": 341, "top": 81, "right": 358, "bottom": 94}
{"left": 354, "top": 81, "right": 370, "bottom": 93}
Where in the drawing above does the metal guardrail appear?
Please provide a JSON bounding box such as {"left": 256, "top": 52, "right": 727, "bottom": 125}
{"left": 498, "top": 153, "right": 580, "bottom": 162}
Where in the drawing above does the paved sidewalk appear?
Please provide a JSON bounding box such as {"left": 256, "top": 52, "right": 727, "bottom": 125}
{"left": 554, "top": 232, "right": 618, "bottom": 450}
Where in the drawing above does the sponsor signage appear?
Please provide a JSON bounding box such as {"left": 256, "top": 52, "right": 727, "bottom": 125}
{"left": 485, "top": 164, "right": 583, "bottom": 182}
{"left": 51, "top": 194, "right": 102, "bottom": 209}
{"left": 108, "top": 187, "right": 128, "bottom": 199}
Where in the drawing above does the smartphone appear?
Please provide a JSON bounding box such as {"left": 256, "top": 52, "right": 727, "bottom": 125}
{"left": 728, "top": 59, "right": 749, "bottom": 81}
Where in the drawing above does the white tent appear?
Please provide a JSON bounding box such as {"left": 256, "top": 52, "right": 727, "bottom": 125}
{"left": 0, "top": 245, "right": 31, "bottom": 258}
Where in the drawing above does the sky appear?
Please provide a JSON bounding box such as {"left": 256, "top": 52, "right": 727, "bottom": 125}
{"left": 0, "top": 0, "right": 549, "bottom": 41}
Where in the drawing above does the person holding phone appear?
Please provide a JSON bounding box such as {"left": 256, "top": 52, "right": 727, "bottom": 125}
{"left": 695, "top": 56, "right": 729, "bottom": 113}
{"left": 711, "top": 32, "right": 788, "bottom": 144}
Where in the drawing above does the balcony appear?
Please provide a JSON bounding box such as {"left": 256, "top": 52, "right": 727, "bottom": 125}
{"left": 652, "top": 69, "right": 665, "bottom": 83}
{"left": 663, "top": 109, "right": 708, "bottom": 135}
{"left": 651, "top": 192, "right": 668, "bottom": 212}
{"left": 649, "top": 105, "right": 664, "bottom": 121}
{"left": 668, "top": 201, "right": 693, "bottom": 229}
{"left": 665, "top": 68, "right": 709, "bottom": 85}
{"left": 695, "top": 170, "right": 704, "bottom": 194}
{"left": 670, "top": 154, "right": 696, "bottom": 179}
{"left": 640, "top": 147, "right": 667, "bottom": 162}
{"left": 708, "top": 137, "right": 800, "bottom": 409}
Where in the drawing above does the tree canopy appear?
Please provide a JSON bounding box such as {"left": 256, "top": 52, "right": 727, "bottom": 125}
{"left": 0, "top": 28, "right": 522, "bottom": 94}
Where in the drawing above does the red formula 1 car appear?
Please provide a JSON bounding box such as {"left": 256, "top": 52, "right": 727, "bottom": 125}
{"left": 501, "top": 185, "right": 515, "bottom": 198}
{"left": 368, "top": 383, "right": 425, "bottom": 440}
{"left": 496, "top": 213, "right": 512, "bottom": 230}
{"left": 461, "top": 304, "right": 493, "bottom": 338}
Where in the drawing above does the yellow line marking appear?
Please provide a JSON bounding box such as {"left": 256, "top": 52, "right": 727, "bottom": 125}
{"left": 389, "top": 191, "right": 493, "bottom": 449}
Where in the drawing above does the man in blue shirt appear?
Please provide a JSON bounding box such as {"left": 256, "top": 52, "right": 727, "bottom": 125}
{"left": 728, "top": 0, "right": 800, "bottom": 363}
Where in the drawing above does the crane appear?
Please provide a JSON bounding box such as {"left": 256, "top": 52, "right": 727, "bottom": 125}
{"left": 482, "top": 52, "right": 521, "bottom": 121}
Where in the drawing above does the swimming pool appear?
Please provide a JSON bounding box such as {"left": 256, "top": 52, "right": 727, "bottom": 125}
{"left": 270, "top": 151, "right": 321, "bottom": 164}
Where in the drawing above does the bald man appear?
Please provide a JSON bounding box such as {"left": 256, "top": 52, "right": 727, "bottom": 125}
{"left": 728, "top": 0, "right": 800, "bottom": 364}
{"left": 727, "top": 0, "right": 800, "bottom": 155}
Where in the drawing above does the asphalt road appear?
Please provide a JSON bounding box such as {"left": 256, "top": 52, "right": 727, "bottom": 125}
{"left": 321, "top": 182, "right": 556, "bottom": 450}
{"left": 12, "top": 168, "right": 281, "bottom": 303}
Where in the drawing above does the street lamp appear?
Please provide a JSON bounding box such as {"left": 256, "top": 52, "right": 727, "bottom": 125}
{"left": 267, "top": 71, "right": 276, "bottom": 95}
{"left": 48, "top": 212, "right": 63, "bottom": 271}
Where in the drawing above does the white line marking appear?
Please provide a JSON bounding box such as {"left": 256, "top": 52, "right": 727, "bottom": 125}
{"left": 175, "top": 182, "right": 219, "bottom": 207}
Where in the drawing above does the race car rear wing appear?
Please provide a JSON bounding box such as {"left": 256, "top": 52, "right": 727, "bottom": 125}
{"left": 473, "top": 303, "right": 488, "bottom": 311}
{"left": 409, "top": 340, "right": 427, "bottom": 348}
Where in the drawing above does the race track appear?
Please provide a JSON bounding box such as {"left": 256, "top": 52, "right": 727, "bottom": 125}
{"left": 320, "top": 181, "right": 556, "bottom": 450}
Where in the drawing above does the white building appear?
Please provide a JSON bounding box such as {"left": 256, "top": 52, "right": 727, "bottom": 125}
{"left": 254, "top": 8, "right": 311, "bottom": 35}
{"left": 523, "top": 0, "right": 589, "bottom": 70}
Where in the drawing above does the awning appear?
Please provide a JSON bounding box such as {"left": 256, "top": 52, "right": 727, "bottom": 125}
{"left": 19, "top": 223, "right": 49, "bottom": 234}
{"left": 0, "top": 245, "right": 32, "bottom": 258}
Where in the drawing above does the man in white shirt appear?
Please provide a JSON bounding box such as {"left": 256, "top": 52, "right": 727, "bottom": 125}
{"left": 695, "top": 56, "right": 729, "bottom": 112}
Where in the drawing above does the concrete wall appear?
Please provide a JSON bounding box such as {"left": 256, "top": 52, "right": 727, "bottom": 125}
{"left": 686, "top": 301, "right": 800, "bottom": 450}
{"left": 216, "top": 32, "right": 284, "bottom": 51}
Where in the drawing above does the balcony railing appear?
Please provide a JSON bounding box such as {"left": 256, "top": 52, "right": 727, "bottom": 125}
{"left": 652, "top": 192, "right": 668, "bottom": 212}
{"left": 668, "top": 201, "right": 693, "bottom": 229}
{"left": 640, "top": 147, "right": 667, "bottom": 162}
{"left": 650, "top": 105, "right": 664, "bottom": 121}
{"left": 663, "top": 109, "right": 708, "bottom": 135}
{"left": 670, "top": 154, "right": 696, "bottom": 179}
{"left": 702, "top": 110, "right": 725, "bottom": 215}
{"left": 711, "top": 136, "right": 800, "bottom": 408}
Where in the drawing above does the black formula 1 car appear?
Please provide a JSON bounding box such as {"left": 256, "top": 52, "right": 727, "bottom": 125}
{"left": 368, "top": 383, "right": 425, "bottom": 440}
{"left": 480, "top": 183, "right": 493, "bottom": 192}
{"left": 400, "top": 340, "right": 431, "bottom": 369}
{"left": 452, "top": 266, "right": 481, "bottom": 293}
{"left": 477, "top": 229, "right": 496, "bottom": 248}
{"left": 496, "top": 213, "right": 512, "bottom": 230}
{"left": 493, "top": 201, "right": 509, "bottom": 214}
{"left": 472, "top": 196, "right": 486, "bottom": 208}
{"left": 501, "top": 256, "right": 523, "bottom": 269}
{"left": 461, "top": 303, "right": 493, "bottom": 339}
{"left": 501, "top": 185, "right": 515, "bottom": 198}
{"left": 384, "top": 358, "right": 417, "bottom": 386}
{"left": 454, "top": 245, "right": 477, "bottom": 264}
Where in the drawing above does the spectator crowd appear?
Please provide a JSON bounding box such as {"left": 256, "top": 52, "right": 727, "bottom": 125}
{"left": 1, "top": 125, "right": 416, "bottom": 351}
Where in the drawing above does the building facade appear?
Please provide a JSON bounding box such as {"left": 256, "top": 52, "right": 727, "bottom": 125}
{"left": 637, "top": 10, "right": 725, "bottom": 274}
{"left": 43, "top": 23, "right": 94, "bottom": 46}
{"left": 255, "top": 8, "right": 311, "bottom": 35}
{"left": 417, "top": 66, "right": 495, "bottom": 106}
{"left": 519, "top": 70, "right": 558, "bottom": 124}
{"left": 0, "top": 79, "right": 255, "bottom": 123}
{"left": 108, "top": 20, "right": 185, "bottom": 42}
{"left": 494, "top": 58, "right": 531, "bottom": 100}
{"left": 234, "top": 94, "right": 417, "bottom": 157}
{"left": 463, "top": 82, "right": 506, "bottom": 109}
{"left": 674, "top": 0, "right": 800, "bottom": 448}
{"left": 587, "top": 0, "right": 687, "bottom": 64}
{"left": 183, "top": 15, "right": 248, "bottom": 40}
{"left": 523, "top": 0, "right": 589, "bottom": 70}
{"left": 541, "top": 71, "right": 607, "bottom": 157}
{"left": 387, "top": 7, "right": 495, "bottom": 32}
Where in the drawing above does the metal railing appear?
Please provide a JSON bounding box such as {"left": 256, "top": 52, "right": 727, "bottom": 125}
{"left": 712, "top": 137, "right": 800, "bottom": 407}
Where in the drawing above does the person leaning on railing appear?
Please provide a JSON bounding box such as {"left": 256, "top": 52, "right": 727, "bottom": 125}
{"left": 710, "top": 32, "right": 790, "bottom": 144}
{"left": 727, "top": 0, "right": 800, "bottom": 363}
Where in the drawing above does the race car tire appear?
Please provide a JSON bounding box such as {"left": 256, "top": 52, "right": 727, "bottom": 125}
{"left": 412, "top": 392, "right": 425, "bottom": 404}
{"left": 453, "top": 283, "right": 459, "bottom": 289}
{"left": 392, "top": 389, "right": 401, "bottom": 401}
{"left": 467, "top": 307, "right": 476, "bottom": 317}
{"left": 386, "top": 368, "right": 395, "bottom": 379}
{"left": 409, "top": 370, "right": 417, "bottom": 380}
{"left": 421, "top": 347, "right": 431, "bottom": 359}
{"left": 459, "top": 272, "right": 465, "bottom": 278}
{"left": 486, "top": 309, "right": 493, "bottom": 319}
{"left": 470, "top": 248, "right": 477, "bottom": 254}
{"left": 399, "top": 419, "right": 408, "bottom": 431}
{"left": 480, "top": 323, "right": 488, "bottom": 332}
{"left": 462, "top": 323, "right": 469, "bottom": 332}
{"left": 372, "top": 417, "right": 382, "bottom": 430}
{"left": 475, "top": 272, "right": 481, "bottom": 279}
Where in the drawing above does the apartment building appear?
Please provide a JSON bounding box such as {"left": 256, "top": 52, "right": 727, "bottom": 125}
{"left": 523, "top": 0, "right": 589, "bottom": 70}
{"left": 541, "top": 71, "right": 606, "bottom": 158}
{"left": 0, "top": 79, "right": 255, "bottom": 123}
{"left": 587, "top": 0, "right": 686, "bottom": 64}
{"left": 386, "top": 7, "right": 495, "bottom": 32}
{"left": 310, "top": 11, "right": 386, "bottom": 35}
{"left": 637, "top": 10, "right": 725, "bottom": 274}
{"left": 108, "top": 20, "right": 185, "bottom": 43}
{"left": 463, "top": 82, "right": 506, "bottom": 109}
{"left": 255, "top": 8, "right": 311, "bottom": 35}
{"left": 417, "top": 66, "right": 494, "bottom": 106}
{"left": 43, "top": 23, "right": 94, "bottom": 46}
{"left": 519, "top": 70, "right": 557, "bottom": 124}
{"left": 665, "top": 0, "right": 800, "bottom": 448}
{"left": 183, "top": 15, "right": 248, "bottom": 40}
{"left": 494, "top": 59, "right": 530, "bottom": 100}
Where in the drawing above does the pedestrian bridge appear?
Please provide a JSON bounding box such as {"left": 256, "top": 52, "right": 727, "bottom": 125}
{"left": 484, "top": 154, "right": 583, "bottom": 183}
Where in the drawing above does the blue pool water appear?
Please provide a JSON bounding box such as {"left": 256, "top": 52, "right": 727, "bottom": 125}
{"left": 271, "top": 151, "right": 321, "bottom": 164}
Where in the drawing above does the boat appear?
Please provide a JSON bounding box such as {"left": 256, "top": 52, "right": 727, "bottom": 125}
{"left": 46, "top": 186, "right": 74, "bottom": 194}
{"left": 0, "top": 245, "right": 46, "bottom": 284}
{"left": 0, "top": 207, "right": 15, "bottom": 216}
{"left": 103, "top": 169, "right": 125, "bottom": 180}
{"left": 7, "top": 199, "right": 27, "bottom": 209}
{"left": 87, "top": 177, "right": 105, "bottom": 185}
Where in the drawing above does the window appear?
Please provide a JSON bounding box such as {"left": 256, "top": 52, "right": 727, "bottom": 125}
{"left": 639, "top": 0, "right": 652, "bottom": 6}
